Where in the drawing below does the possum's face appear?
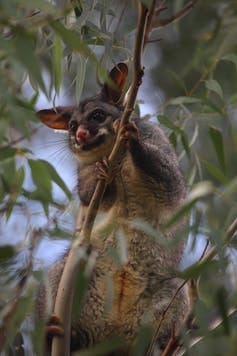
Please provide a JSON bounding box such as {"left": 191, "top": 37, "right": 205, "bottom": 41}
{"left": 37, "top": 63, "right": 128, "bottom": 163}
{"left": 68, "top": 99, "right": 122, "bottom": 163}
{"left": 37, "top": 98, "right": 122, "bottom": 164}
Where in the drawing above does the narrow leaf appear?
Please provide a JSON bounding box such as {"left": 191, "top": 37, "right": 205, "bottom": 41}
{"left": 75, "top": 56, "right": 87, "bottom": 105}
{"left": 28, "top": 159, "right": 52, "bottom": 198}
{"left": 209, "top": 126, "right": 226, "bottom": 173}
{"left": 53, "top": 35, "right": 63, "bottom": 94}
{"left": 13, "top": 31, "right": 47, "bottom": 96}
{"left": 205, "top": 161, "right": 228, "bottom": 185}
{"left": 41, "top": 160, "right": 71, "bottom": 199}
{"left": 169, "top": 96, "right": 201, "bottom": 105}
{"left": 205, "top": 79, "right": 223, "bottom": 99}
{"left": 221, "top": 53, "right": 237, "bottom": 68}
{"left": 6, "top": 166, "right": 25, "bottom": 219}
{"left": 51, "top": 21, "right": 93, "bottom": 58}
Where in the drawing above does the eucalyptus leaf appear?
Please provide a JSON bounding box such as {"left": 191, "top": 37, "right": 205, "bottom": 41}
{"left": 13, "top": 30, "right": 47, "bottom": 97}
{"left": 221, "top": 53, "right": 237, "bottom": 69}
{"left": 204, "top": 161, "right": 228, "bottom": 185}
{"left": 41, "top": 159, "right": 71, "bottom": 199}
{"left": 53, "top": 35, "right": 63, "bottom": 94}
{"left": 205, "top": 79, "right": 223, "bottom": 100}
{"left": 169, "top": 96, "right": 201, "bottom": 105}
{"left": 209, "top": 126, "right": 226, "bottom": 174}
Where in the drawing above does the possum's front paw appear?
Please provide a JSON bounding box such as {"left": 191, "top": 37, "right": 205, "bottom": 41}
{"left": 119, "top": 121, "right": 140, "bottom": 148}
{"left": 95, "top": 158, "right": 118, "bottom": 184}
{"left": 46, "top": 313, "right": 64, "bottom": 341}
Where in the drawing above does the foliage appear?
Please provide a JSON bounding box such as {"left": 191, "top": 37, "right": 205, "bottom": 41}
{"left": 0, "top": 0, "right": 237, "bottom": 355}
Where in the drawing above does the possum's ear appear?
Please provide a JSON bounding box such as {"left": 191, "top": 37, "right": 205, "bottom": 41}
{"left": 37, "top": 107, "right": 75, "bottom": 130}
{"left": 102, "top": 63, "right": 128, "bottom": 103}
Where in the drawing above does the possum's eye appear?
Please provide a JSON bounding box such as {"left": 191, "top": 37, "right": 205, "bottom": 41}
{"left": 89, "top": 110, "right": 107, "bottom": 123}
{"left": 69, "top": 120, "right": 78, "bottom": 132}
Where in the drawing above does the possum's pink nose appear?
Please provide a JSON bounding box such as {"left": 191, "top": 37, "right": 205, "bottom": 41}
{"left": 76, "top": 127, "right": 90, "bottom": 143}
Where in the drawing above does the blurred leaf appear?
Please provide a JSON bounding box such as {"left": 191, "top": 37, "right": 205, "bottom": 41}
{"left": 73, "top": 268, "right": 90, "bottom": 316}
{"left": 205, "top": 79, "right": 223, "bottom": 99}
{"left": 169, "top": 96, "right": 201, "bottom": 105}
{"left": 228, "top": 93, "right": 237, "bottom": 104}
{"left": 53, "top": 35, "right": 63, "bottom": 94}
{"left": 216, "top": 287, "right": 230, "bottom": 335}
{"left": 180, "top": 259, "right": 218, "bottom": 280}
{"left": 209, "top": 126, "right": 226, "bottom": 174}
{"left": 41, "top": 160, "right": 71, "bottom": 199}
{"left": 221, "top": 53, "right": 237, "bottom": 69}
{"left": 10, "top": 0, "right": 62, "bottom": 15}
{"left": 0, "top": 246, "right": 15, "bottom": 260}
{"left": 132, "top": 325, "right": 153, "bottom": 356}
{"left": 167, "top": 69, "right": 187, "bottom": 93}
{"left": 115, "top": 229, "right": 128, "bottom": 265}
{"left": 28, "top": 159, "right": 52, "bottom": 196}
{"left": 13, "top": 30, "right": 47, "bottom": 96}
{"left": 75, "top": 55, "right": 87, "bottom": 105}
{"left": 158, "top": 115, "right": 190, "bottom": 157}
{"left": 6, "top": 166, "right": 25, "bottom": 219}
{"left": 202, "top": 97, "right": 223, "bottom": 114}
{"left": 77, "top": 336, "right": 124, "bottom": 356}
{"left": 204, "top": 161, "right": 228, "bottom": 184}
{"left": 0, "top": 147, "right": 29, "bottom": 161}
{"left": 51, "top": 21, "right": 94, "bottom": 58}
{"left": 166, "top": 181, "right": 215, "bottom": 228}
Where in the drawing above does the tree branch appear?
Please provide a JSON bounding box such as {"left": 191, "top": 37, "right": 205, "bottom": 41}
{"left": 145, "top": 0, "right": 199, "bottom": 39}
{"left": 51, "top": 3, "right": 149, "bottom": 356}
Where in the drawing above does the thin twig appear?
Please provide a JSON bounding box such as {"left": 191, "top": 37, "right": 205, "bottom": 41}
{"left": 146, "top": 279, "right": 187, "bottom": 356}
{"left": 150, "top": 0, "right": 199, "bottom": 31}
{"left": 0, "top": 127, "right": 39, "bottom": 151}
{"left": 50, "top": 3, "right": 149, "bottom": 356}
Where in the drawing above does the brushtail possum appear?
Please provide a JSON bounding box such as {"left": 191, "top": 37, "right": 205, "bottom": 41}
{"left": 36, "top": 63, "right": 189, "bottom": 354}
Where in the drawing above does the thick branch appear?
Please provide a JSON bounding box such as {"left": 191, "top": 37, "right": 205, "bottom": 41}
{"left": 51, "top": 3, "right": 149, "bottom": 356}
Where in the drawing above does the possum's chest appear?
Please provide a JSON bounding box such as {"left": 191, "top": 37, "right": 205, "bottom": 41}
{"left": 74, "top": 258, "right": 150, "bottom": 344}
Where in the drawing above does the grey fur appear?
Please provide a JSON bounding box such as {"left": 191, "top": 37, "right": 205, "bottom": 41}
{"left": 36, "top": 93, "right": 189, "bottom": 354}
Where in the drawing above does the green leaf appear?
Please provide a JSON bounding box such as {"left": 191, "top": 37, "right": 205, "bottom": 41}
{"left": 0, "top": 246, "right": 15, "bottom": 260}
{"left": 169, "top": 96, "right": 201, "bottom": 105}
{"left": 167, "top": 69, "right": 187, "bottom": 93}
{"left": 41, "top": 160, "right": 71, "bottom": 199}
{"left": 53, "top": 35, "right": 63, "bottom": 94}
{"left": 216, "top": 287, "right": 230, "bottom": 335}
{"left": 180, "top": 259, "right": 218, "bottom": 280}
{"left": 205, "top": 79, "right": 223, "bottom": 99}
{"left": 209, "top": 126, "right": 226, "bottom": 174}
{"left": 202, "top": 97, "right": 223, "bottom": 114}
{"left": 165, "top": 181, "right": 215, "bottom": 228}
{"left": 51, "top": 21, "right": 94, "bottom": 58}
{"left": 228, "top": 93, "right": 237, "bottom": 104}
{"left": 0, "top": 147, "right": 29, "bottom": 161}
{"left": 6, "top": 166, "right": 25, "bottom": 219}
{"left": 204, "top": 161, "right": 228, "bottom": 185}
{"left": 28, "top": 159, "right": 52, "bottom": 206}
{"left": 13, "top": 30, "right": 47, "bottom": 96}
{"left": 158, "top": 115, "right": 190, "bottom": 157}
{"left": 77, "top": 336, "right": 124, "bottom": 356}
{"left": 50, "top": 21, "right": 108, "bottom": 79}
{"left": 132, "top": 325, "right": 153, "bottom": 356}
{"left": 221, "top": 53, "right": 237, "bottom": 68}
{"left": 158, "top": 115, "right": 179, "bottom": 131}
{"left": 75, "top": 56, "right": 87, "bottom": 105}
